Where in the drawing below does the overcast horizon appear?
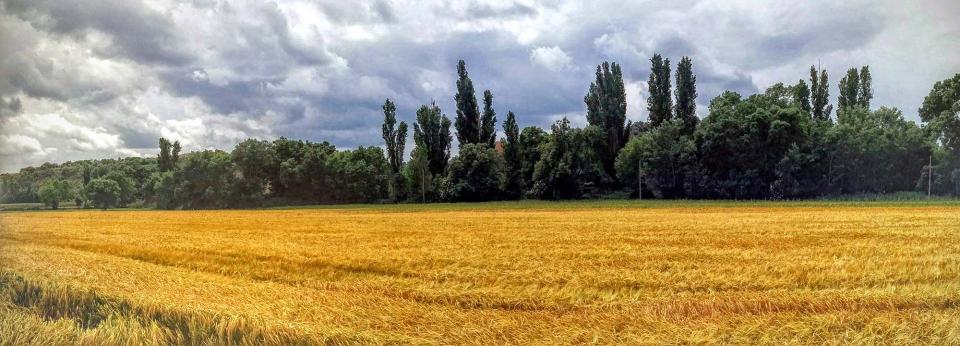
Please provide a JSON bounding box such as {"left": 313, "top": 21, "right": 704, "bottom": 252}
{"left": 1, "top": 0, "right": 958, "bottom": 173}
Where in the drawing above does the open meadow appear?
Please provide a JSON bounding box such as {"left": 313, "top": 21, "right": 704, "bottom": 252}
{"left": 1, "top": 201, "right": 959, "bottom": 345}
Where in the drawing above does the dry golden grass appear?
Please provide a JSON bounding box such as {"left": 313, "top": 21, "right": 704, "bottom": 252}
{"left": 1, "top": 201, "right": 959, "bottom": 345}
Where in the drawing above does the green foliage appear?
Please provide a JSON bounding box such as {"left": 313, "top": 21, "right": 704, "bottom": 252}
{"left": 674, "top": 56, "right": 699, "bottom": 135}
{"left": 174, "top": 150, "right": 236, "bottom": 209}
{"left": 403, "top": 146, "right": 434, "bottom": 202}
{"left": 647, "top": 54, "right": 673, "bottom": 127}
{"left": 529, "top": 118, "right": 604, "bottom": 199}
{"left": 231, "top": 139, "right": 277, "bottom": 205}
{"left": 502, "top": 112, "right": 522, "bottom": 199}
{"left": 615, "top": 120, "right": 697, "bottom": 198}
{"left": 103, "top": 171, "right": 134, "bottom": 208}
{"left": 271, "top": 138, "right": 336, "bottom": 202}
{"left": 858, "top": 66, "right": 873, "bottom": 109}
{"left": 157, "top": 138, "right": 181, "bottom": 172}
{"left": 838, "top": 68, "right": 861, "bottom": 112}
{"left": 919, "top": 74, "right": 960, "bottom": 153}
{"left": 810, "top": 65, "right": 832, "bottom": 121}
{"left": 480, "top": 90, "right": 497, "bottom": 147}
{"left": 152, "top": 172, "right": 177, "bottom": 210}
{"left": 454, "top": 60, "right": 481, "bottom": 146}
{"left": 442, "top": 144, "right": 506, "bottom": 202}
{"left": 695, "top": 89, "right": 810, "bottom": 198}
{"left": 584, "top": 61, "right": 629, "bottom": 180}
{"left": 518, "top": 126, "right": 549, "bottom": 193}
{"left": 37, "top": 180, "right": 72, "bottom": 210}
{"left": 381, "top": 99, "right": 408, "bottom": 201}
{"left": 327, "top": 146, "right": 390, "bottom": 203}
{"left": 828, "top": 107, "right": 930, "bottom": 194}
{"left": 86, "top": 178, "right": 120, "bottom": 209}
{"left": 919, "top": 74, "right": 960, "bottom": 123}
{"left": 793, "top": 79, "right": 811, "bottom": 115}
{"left": 414, "top": 102, "right": 452, "bottom": 177}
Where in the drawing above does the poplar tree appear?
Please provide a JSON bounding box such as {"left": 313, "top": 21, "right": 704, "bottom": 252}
{"left": 838, "top": 68, "right": 860, "bottom": 112}
{"left": 414, "top": 102, "right": 452, "bottom": 176}
{"left": 381, "top": 99, "right": 407, "bottom": 174}
{"left": 502, "top": 111, "right": 522, "bottom": 198}
{"left": 454, "top": 60, "right": 481, "bottom": 145}
{"left": 480, "top": 90, "right": 497, "bottom": 147}
{"left": 858, "top": 66, "right": 872, "bottom": 109}
{"left": 382, "top": 99, "right": 408, "bottom": 200}
{"left": 158, "top": 138, "right": 173, "bottom": 172}
{"left": 794, "top": 79, "right": 812, "bottom": 115}
{"left": 647, "top": 54, "right": 673, "bottom": 127}
{"left": 810, "top": 65, "right": 832, "bottom": 121}
{"left": 585, "top": 61, "right": 628, "bottom": 179}
{"left": 674, "top": 56, "right": 698, "bottom": 135}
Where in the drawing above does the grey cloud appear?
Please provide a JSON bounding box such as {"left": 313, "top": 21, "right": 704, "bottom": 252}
{"left": 465, "top": 1, "right": 538, "bottom": 19}
{"left": 0, "top": 96, "right": 21, "bottom": 120}
{"left": 3, "top": 0, "right": 191, "bottom": 65}
{"left": 754, "top": 15, "right": 884, "bottom": 69}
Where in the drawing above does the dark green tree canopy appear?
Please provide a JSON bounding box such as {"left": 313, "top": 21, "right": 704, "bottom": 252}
{"left": 502, "top": 111, "right": 522, "bottom": 199}
{"left": 86, "top": 178, "right": 121, "bottom": 209}
{"left": 674, "top": 56, "right": 698, "bottom": 135}
{"left": 454, "top": 60, "right": 481, "bottom": 146}
{"left": 443, "top": 143, "right": 506, "bottom": 202}
{"left": 810, "top": 65, "right": 832, "bottom": 121}
{"left": 381, "top": 98, "right": 408, "bottom": 174}
{"left": 793, "top": 79, "right": 811, "bottom": 115}
{"left": 414, "top": 102, "right": 452, "bottom": 176}
{"left": 518, "top": 126, "right": 550, "bottom": 192}
{"left": 647, "top": 54, "right": 673, "bottom": 127}
{"left": 480, "top": 90, "right": 497, "bottom": 147}
{"left": 38, "top": 179, "right": 72, "bottom": 209}
{"left": 584, "top": 61, "right": 628, "bottom": 180}
{"left": 919, "top": 74, "right": 960, "bottom": 153}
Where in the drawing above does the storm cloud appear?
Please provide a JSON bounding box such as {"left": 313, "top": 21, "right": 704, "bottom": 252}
{"left": 0, "top": 0, "right": 958, "bottom": 172}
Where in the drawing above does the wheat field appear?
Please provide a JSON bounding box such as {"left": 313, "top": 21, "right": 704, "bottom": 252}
{"left": 0, "top": 201, "right": 958, "bottom": 345}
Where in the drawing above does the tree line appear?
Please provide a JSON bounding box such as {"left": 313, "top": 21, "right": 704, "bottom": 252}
{"left": 4, "top": 56, "right": 960, "bottom": 209}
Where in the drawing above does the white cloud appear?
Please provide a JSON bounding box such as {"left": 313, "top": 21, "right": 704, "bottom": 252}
{"left": 0, "top": 134, "right": 50, "bottom": 156}
{"left": 530, "top": 46, "right": 573, "bottom": 71}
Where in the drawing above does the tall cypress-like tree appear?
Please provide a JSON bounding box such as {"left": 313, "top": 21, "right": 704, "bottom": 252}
{"left": 158, "top": 138, "right": 172, "bottom": 172}
{"left": 793, "top": 79, "right": 812, "bottom": 115}
{"left": 414, "top": 102, "right": 452, "bottom": 176}
{"left": 171, "top": 141, "right": 181, "bottom": 167}
{"left": 585, "top": 61, "right": 628, "bottom": 179}
{"left": 502, "top": 111, "right": 522, "bottom": 198}
{"left": 647, "top": 54, "right": 673, "bottom": 127}
{"left": 382, "top": 99, "right": 407, "bottom": 174}
{"left": 674, "top": 56, "right": 698, "bottom": 135}
{"left": 454, "top": 60, "right": 481, "bottom": 146}
{"left": 858, "top": 66, "right": 872, "bottom": 109}
{"left": 838, "top": 68, "right": 860, "bottom": 112}
{"left": 480, "top": 90, "right": 497, "bottom": 147}
{"left": 810, "top": 65, "right": 832, "bottom": 121}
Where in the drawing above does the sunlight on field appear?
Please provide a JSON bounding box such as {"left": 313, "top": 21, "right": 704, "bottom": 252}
{"left": 1, "top": 202, "right": 959, "bottom": 345}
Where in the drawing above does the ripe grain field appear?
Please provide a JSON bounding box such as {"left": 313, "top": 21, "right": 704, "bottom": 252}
{"left": 1, "top": 201, "right": 959, "bottom": 345}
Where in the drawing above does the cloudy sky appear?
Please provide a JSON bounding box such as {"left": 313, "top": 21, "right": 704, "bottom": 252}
{"left": 0, "top": 0, "right": 958, "bottom": 172}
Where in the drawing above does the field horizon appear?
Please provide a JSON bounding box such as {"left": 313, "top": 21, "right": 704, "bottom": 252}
{"left": 1, "top": 200, "right": 959, "bottom": 344}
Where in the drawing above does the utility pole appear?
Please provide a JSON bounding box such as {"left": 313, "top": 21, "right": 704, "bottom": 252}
{"left": 928, "top": 154, "right": 933, "bottom": 199}
{"left": 421, "top": 166, "right": 426, "bottom": 203}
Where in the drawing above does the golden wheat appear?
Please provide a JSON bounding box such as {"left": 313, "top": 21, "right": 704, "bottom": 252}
{"left": 1, "top": 201, "right": 959, "bottom": 345}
